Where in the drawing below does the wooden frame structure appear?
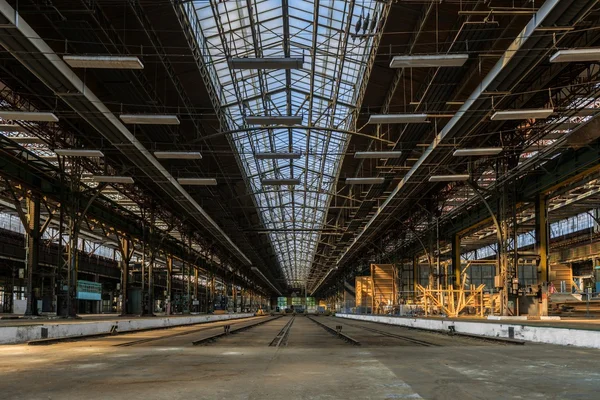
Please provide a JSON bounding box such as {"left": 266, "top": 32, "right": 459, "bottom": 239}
{"left": 371, "top": 264, "right": 397, "bottom": 314}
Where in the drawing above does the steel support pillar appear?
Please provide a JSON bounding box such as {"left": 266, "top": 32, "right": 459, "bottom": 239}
{"left": 535, "top": 194, "right": 549, "bottom": 316}
{"left": 24, "top": 193, "right": 40, "bottom": 316}
{"left": 209, "top": 253, "right": 215, "bottom": 313}
{"left": 452, "top": 234, "right": 462, "bottom": 288}
{"left": 412, "top": 255, "right": 419, "bottom": 300}
{"left": 205, "top": 270, "right": 210, "bottom": 313}
{"left": 119, "top": 237, "right": 133, "bottom": 316}
{"left": 166, "top": 255, "right": 173, "bottom": 315}
{"left": 427, "top": 215, "right": 435, "bottom": 288}
{"left": 193, "top": 267, "right": 199, "bottom": 312}
{"left": 66, "top": 215, "right": 80, "bottom": 318}
{"left": 183, "top": 259, "right": 190, "bottom": 314}
{"left": 147, "top": 258, "right": 154, "bottom": 315}
{"left": 140, "top": 240, "right": 145, "bottom": 315}
{"left": 232, "top": 274, "right": 236, "bottom": 312}
{"left": 210, "top": 274, "right": 215, "bottom": 313}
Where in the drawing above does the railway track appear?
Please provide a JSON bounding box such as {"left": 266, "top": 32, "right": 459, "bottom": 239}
{"left": 114, "top": 319, "right": 233, "bottom": 347}
{"left": 115, "top": 316, "right": 278, "bottom": 347}
{"left": 306, "top": 315, "right": 361, "bottom": 345}
{"left": 338, "top": 319, "right": 440, "bottom": 346}
{"left": 269, "top": 315, "right": 295, "bottom": 347}
{"left": 192, "top": 315, "right": 282, "bottom": 346}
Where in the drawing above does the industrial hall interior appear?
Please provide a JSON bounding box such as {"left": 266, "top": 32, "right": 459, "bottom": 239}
{"left": 1, "top": 0, "right": 600, "bottom": 399}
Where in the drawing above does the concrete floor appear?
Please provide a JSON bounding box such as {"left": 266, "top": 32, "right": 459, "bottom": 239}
{"left": 1, "top": 315, "right": 598, "bottom": 399}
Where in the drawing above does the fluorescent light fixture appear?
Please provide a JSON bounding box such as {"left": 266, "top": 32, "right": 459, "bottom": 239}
{"left": 245, "top": 115, "right": 302, "bottom": 125}
{"left": 367, "top": 114, "right": 428, "bottom": 124}
{"left": 229, "top": 57, "right": 303, "bottom": 69}
{"left": 11, "top": 136, "right": 44, "bottom": 144}
{"left": 354, "top": 151, "right": 402, "bottom": 159}
{"left": 429, "top": 174, "right": 470, "bottom": 182}
{"left": 0, "top": 111, "right": 58, "bottom": 122}
{"left": 0, "top": 124, "right": 25, "bottom": 132}
{"left": 54, "top": 149, "right": 104, "bottom": 157}
{"left": 91, "top": 176, "right": 134, "bottom": 184}
{"left": 549, "top": 48, "right": 600, "bottom": 63}
{"left": 119, "top": 114, "right": 180, "bottom": 125}
{"left": 345, "top": 177, "right": 385, "bottom": 185}
{"left": 154, "top": 151, "right": 202, "bottom": 160}
{"left": 63, "top": 55, "right": 144, "bottom": 69}
{"left": 255, "top": 152, "right": 302, "bottom": 160}
{"left": 453, "top": 148, "right": 503, "bottom": 157}
{"left": 490, "top": 109, "right": 553, "bottom": 120}
{"left": 261, "top": 178, "right": 301, "bottom": 186}
{"left": 177, "top": 178, "right": 217, "bottom": 186}
{"left": 390, "top": 54, "right": 468, "bottom": 68}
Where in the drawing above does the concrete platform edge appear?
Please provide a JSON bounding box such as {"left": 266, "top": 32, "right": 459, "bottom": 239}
{"left": 0, "top": 313, "right": 254, "bottom": 345}
{"left": 336, "top": 313, "right": 600, "bottom": 349}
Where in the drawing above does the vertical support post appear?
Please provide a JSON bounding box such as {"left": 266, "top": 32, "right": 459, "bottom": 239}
{"left": 232, "top": 272, "right": 236, "bottom": 313}
{"left": 370, "top": 264, "right": 375, "bottom": 313}
{"left": 166, "top": 255, "right": 173, "bottom": 315}
{"left": 500, "top": 216, "right": 509, "bottom": 316}
{"left": 194, "top": 266, "right": 199, "bottom": 312}
{"left": 209, "top": 253, "right": 215, "bottom": 313}
{"left": 184, "top": 237, "right": 191, "bottom": 314}
{"left": 183, "top": 259, "right": 190, "bottom": 314}
{"left": 535, "top": 194, "right": 549, "bottom": 316}
{"left": 56, "top": 202, "right": 65, "bottom": 315}
{"left": 140, "top": 237, "right": 145, "bottom": 315}
{"left": 412, "top": 256, "right": 418, "bottom": 301}
{"left": 24, "top": 193, "right": 40, "bottom": 316}
{"left": 66, "top": 213, "right": 80, "bottom": 317}
{"left": 427, "top": 215, "right": 435, "bottom": 288}
{"left": 119, "top": 237, "right": 132, "bottom": 316}
{"left": 205, "top": 269, "right": 210, "bottom": 313}
{"left": 147, "top": 258, "right": 154, "bottom": 315}
{"left": 452, "top": 234, "right": 462, "bottom": 288}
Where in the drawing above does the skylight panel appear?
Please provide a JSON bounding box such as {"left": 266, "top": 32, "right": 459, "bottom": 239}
{"left": 190, "top": 0, "right": 384, "bottom": 285}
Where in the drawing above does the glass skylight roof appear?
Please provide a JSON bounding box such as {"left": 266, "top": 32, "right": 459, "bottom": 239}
{"left": 188, "top": 0, "right": 385, "bottom": 286}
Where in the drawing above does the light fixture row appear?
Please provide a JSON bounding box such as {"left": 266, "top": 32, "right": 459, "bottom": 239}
{"left": 49, "top": 144, "right": 498, "bottom": 190}
{"left": 367, "top": 108, "right": 554, "bottom": 125}
{"left": 386, "top": 48, "right": 600, "bottom": 69}
{"left": 0, "top": 107, "right": 559, "bottom": 126}
{"left": 52, "top": 149, "right": 497, "bottom": 160}
{"left": 92, "top": 176, "right": 218, "bottom": 186}
{"left": 60, "top": 48, "right": 600, "bottom": 75}
{"left": 0, "top": 105, "right": 564, "bottom": 130}
{"left": 0, "top": 111, "right": 183, "bottom": 125}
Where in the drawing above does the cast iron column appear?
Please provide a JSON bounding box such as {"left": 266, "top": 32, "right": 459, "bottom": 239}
{"left": 24, "top": 193, "right": 40, "bottom": 316}
{"left": 166, "top": 255, "right": 173, "bottom": 315}
{"left": 119, "top": 237, "right": 132, "bottom": 316}
{"left": 452, "top": 234, "right": 462, "bottom": 288}
{"left": 535, "top": 194, "right": 549, "bottom": 316}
